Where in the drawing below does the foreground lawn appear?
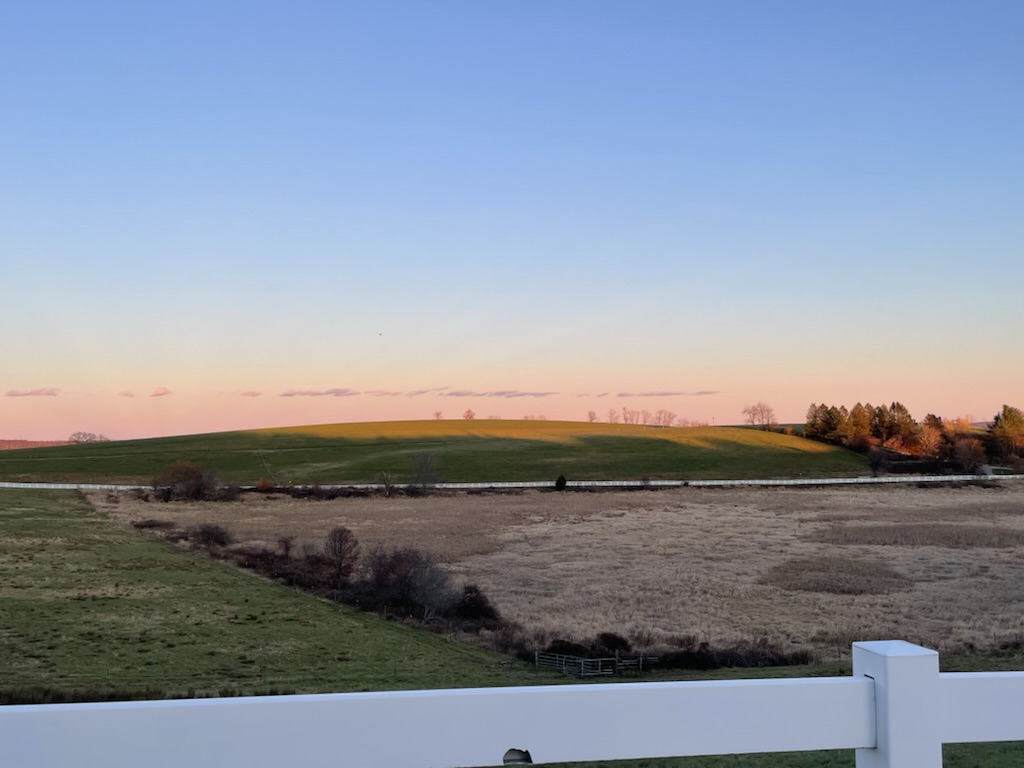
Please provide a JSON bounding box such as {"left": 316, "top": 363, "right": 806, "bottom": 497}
{"left": 0, "top": 490, "right": 531, "bottom": 700}
{"left": 0, "top": 421, "right": 867, "bottom": 485}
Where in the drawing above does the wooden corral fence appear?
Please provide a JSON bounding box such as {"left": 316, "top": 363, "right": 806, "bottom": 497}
{"left": 3, "top": 641, "right": 1024, "bottom": 767}
{"left": 534, "top": 650, "right": 658, "bottom": 677}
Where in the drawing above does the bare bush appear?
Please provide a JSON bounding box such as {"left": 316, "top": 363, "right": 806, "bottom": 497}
{"left": 413, "top": 451, "right": 438, "bottom": 489}
{"left": 192, "top": 523, "right": 233, "bottom": 548}
{"left": 152, "top": 461, "right": 218, "bottom": 501}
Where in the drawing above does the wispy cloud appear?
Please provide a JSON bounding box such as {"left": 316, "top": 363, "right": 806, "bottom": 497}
{"left": 405, "top": 386, "right": 450, "bottom": 398}
{"left": 118, "top": 390, "right": 135, "bottom": 398}
{"left": 151, "top": 387, "right": 172, "bottom": 397}
{"left": 6, "top": 388, "right": 59, "bottom": 397}
{"left": 367, "top": 390, "right": 402, "bottom": 397}
{"left": 617, "top": 391, "right": 719, "bottom": 398}
{"left": 280, "top": 388, "right": 360, "bottom": 397}
{"left": 240, "top": 390, "right": 262, "bottom": 397}
{"left": 444, "top": 390, "right": 558, "bottom": 399}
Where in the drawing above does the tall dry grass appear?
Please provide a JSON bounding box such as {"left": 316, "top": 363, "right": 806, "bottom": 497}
{"left": 89, "top": 483, "right": 1024, "bottom": 657}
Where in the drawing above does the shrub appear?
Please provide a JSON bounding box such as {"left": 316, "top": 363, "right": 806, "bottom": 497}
{"left": 448, "top": 584, "right": 501, "bottom": 626}
{"left": 215, "top": 485, "right": 241, "bottom": 502}
{"left": 130, "top": 519, "right": 176, "bottom": 530}
{"left": 359, "top": 546, "right": 456, "bottom": 620}
{"left": 554, "top": 474, "right": 567, "bottom": 491}
{"left": 595, "top": 632, "right": 631, "bottom": 654}
{"left": 152, "top": 461, "right": 218, "bottom": 501}
{"left": 545, "top": 639, "right": 591, "bottom": 657}
{"left": 192, "top": 523, "right": 233, "bottom": 548}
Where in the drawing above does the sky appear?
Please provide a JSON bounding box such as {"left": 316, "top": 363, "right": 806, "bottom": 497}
{"left": 2, "top": 1, "right": 1022, "bottom": 440}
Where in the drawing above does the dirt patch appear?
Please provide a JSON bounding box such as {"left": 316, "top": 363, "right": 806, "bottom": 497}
{"left": 761, "top": 556, "right": 911, "bottom": 595}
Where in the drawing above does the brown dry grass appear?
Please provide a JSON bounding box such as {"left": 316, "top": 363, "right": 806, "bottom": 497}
{"left": 87, "top": 483, "right": 1024, "bottom": 657}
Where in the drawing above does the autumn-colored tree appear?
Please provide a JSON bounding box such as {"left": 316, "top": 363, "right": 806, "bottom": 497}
{"left": 990, "top": 404, "right": 1024, "bottom": 460}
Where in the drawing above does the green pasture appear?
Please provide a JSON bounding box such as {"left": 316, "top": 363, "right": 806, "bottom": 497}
{"left": 0, "top": 489, "right": 1020, "bottom": 766}
{"left": 0, "top": 490, "right": 531, "bottom": 700}
{"left": 0, "top": 421, "right": 866, "bottom": 485}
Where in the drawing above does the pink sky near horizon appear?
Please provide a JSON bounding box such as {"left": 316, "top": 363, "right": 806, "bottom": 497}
{"left": 2, "top": 366, "right": 1017, "bottom": 441}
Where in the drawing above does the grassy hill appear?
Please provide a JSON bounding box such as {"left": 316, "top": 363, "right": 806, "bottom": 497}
{"left": 0, "top": 421, "right": 867, "bottom": 485}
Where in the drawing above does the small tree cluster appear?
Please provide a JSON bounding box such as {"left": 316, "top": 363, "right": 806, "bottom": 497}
{"left": 804, "top": 402, "right": 918, "bottom": 450}
{"left": 742, "top": 402, "right": 778, "bottom": 431}
{"left": 68, "top": 432, "right": 110, "bottom": 443}
{"left": 151, "top": 461, "right": 219, "bottom": 501}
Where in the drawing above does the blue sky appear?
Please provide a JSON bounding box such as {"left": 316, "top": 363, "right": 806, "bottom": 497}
{"left": 2, "top": 1, "right": 1022, "bottom": 439}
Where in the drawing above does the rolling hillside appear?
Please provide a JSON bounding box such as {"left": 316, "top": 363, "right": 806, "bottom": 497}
{"left": 0, "top": 421, "right": 867, "bottom": 485}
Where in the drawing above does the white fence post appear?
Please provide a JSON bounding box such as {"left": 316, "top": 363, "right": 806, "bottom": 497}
{"left": 854, "top": 640, "right": 941, "bottom": 768}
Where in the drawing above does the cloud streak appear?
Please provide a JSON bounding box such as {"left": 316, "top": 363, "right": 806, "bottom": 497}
{"left": 616, "top": 391, "right": 720, "bottom": 398}
{"left": 405, "top": 386, "right": 450, "bottom": 398}
{"left": 118, "top": 390, "right": 135, "bottom": 398}
{"left": 280, "top": 388, "right": 360, "bottom": 397}
{"left": 443, "top": 390, "right": 559, "bottom": 399}
{"left": 240, "top": 391, "right": 262, "bottom": 397}
{"left": 151, "top": 387, "right": 172, "bottom": 397}
{"left": 6, "top": 388, "right": 59, "bottom": 397}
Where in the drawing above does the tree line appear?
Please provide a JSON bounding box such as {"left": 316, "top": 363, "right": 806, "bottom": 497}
{"left": 804, "top": 402, "right": 1024, "bottom": 472}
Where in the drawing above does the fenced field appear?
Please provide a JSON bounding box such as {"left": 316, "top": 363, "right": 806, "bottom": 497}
{"left": 87, "top": 481, "right": 1024, "bottom": 659}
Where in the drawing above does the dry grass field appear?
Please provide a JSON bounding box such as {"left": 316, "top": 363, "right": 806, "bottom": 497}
{"left": 89, "top": 482, "right": 1024, "bottom": 659}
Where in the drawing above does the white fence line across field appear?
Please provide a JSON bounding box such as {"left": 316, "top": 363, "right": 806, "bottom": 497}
{"left": 1, "top": 474, "right": 1022, "bottom": 492}
{"left": 3, "top": 642, "right": 1024, "bottom": 767}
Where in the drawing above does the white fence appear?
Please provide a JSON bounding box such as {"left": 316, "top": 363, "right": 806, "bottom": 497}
{"left": 2, "top": 474, "right": 1022, "bottom": 492}
{"left": 3, "top": 641, "right": 1024, "bottom": 767}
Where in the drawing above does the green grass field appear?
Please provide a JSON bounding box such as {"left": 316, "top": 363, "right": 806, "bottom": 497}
{"left": 0, "top": 489, "right": 533, "bottom": 699}
{"left": 0, "top": 420, "right": 867, "bottom": 485}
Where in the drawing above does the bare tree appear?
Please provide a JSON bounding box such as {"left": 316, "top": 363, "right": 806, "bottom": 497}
{"left": 324, "top": 526, "right": 360, "bottom": 588}
{"left": 641, "top": 409, "right": 652, "bottom": 426}
{"left": 587, "top": 410, "right": 598, "bottom": 423}
{"left": 433, "top": 411, "right": 443, "bottom": 420}
{"left": 69, "top": 432, "right": 109, "bottom": 443}
{"left": 413, "top": 451, "right": 438, "bottom": 489}
{"left": 607, "top": 409, "right": 620, "bottom": 424}
{"left": 742, "top": 402, "right": 778, "bottom": 431}
{"left": 463, "top": 409, "right": 475, "bottom": 420}
{"left": 654, "top": 409, "right": 677, "bottom": 427}
{"left": 379, "top": 471, "right": 396, "bottom": 498}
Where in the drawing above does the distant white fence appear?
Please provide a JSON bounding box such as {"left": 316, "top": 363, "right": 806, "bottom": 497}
{"left": 1, "top": 474, "right": 1022, "bottom": 492}
{"left": 3, "top": 641, "right": 1024, "bottom": 767}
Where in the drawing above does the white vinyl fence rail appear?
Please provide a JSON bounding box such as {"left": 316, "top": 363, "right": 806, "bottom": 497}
{"left": 2, "top": 474, "right": 1022, "bottom": 492}
{"left": 3, "top": 641, "right": 1024, "bottom": 767}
